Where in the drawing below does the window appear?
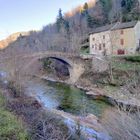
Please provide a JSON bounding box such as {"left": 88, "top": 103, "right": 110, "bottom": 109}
{"left": 93, "top": 38, "right": 95, "bottom": 41}
{"left": 121, "top": 30, "right": 124, "bottom": 34}
{"left": 103, "top": 35, "right": 105, "bottom": 39}
{"left": 103, "top": 43, "right": 105, "bottom": 47}
{"left": 120, "top": 39, "right": 124, "bottom": 45}
{"left": 99, "top": 44, "right": 102, "bottom": 50}
{"left": 92, "top": 45, "right": 94, "bottom": 48}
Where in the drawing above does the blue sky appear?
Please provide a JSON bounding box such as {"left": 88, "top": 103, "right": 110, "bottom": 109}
{"left": 0, "top": 0, "right": 89, "bottom": 39}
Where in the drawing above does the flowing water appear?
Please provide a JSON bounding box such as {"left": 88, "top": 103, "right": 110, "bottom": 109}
{"left": 0, "top": 69, "right": 112, "bottom": 139}
{"left": 27, "top": 79, "right": 111, "bottom": 117}
{"left": 26, "top": 79, "right": 113, "bottom": 139}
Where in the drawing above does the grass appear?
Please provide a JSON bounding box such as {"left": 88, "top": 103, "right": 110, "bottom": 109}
{"left": 113, "top": 61, "right": 140, "bottom": 71}
{"left": 80, "top": 47, "right": 90, "bottom": 54}
{"left": 103, "top": 85, "right": 119, "bottom": 95}
{"left": 0, "top": 91, "right": 29, "bottom": 140}
{"left": 112, "top": 56, "right": 140, "bottom": 71}
{"left": 124, "top": 55, "right": 140, "bottom": 62}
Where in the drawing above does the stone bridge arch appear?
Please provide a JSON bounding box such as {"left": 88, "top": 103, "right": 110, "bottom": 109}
{"left": 23, "top": 54, "right": 85, "bottom": 84}
{"left": 45, "top": 56, "right": 73, "bottom": 68}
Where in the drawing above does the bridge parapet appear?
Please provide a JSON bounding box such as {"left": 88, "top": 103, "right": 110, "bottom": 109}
{"left": 0, "top": 51, "right": 85, "bottom": 84}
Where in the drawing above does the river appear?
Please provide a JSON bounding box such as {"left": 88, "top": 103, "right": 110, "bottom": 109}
{"left": 26, "top": 78, "right": 111, "bottom": 117}
{"left": 0, "top": 70, "right": 112, "bottom": 139}
{"left": 25, "top": 78, "right": 112, "bottom": 140}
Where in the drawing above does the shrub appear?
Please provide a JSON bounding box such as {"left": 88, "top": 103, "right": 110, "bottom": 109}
{"left": 125, "top": 55, "right": 140, "bottom": 62}
{"left": 0, "top": 92, "right": 29, "bottom": 140}
{"left": 101, "top": 107, "right": 140, "bottom": 140}
{"left": 7, "top": 81, "right": 23, "bottom": 97}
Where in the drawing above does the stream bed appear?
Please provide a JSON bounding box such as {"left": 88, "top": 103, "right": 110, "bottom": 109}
{"left": 25, "top": 78, "right": 113, "bottom": 140}
{"left": 26, "top": 78, "right": 111, "bottom": 117}
{"left": 25, "top": 79, "right": 113, "bottom": 139}
{"left": 0, "top": 69, "right": 112, "bottom": 139}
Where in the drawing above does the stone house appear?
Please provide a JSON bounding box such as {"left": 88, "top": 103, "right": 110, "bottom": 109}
{"left": 89, "top": 21, "right": 140, "bottom": 56}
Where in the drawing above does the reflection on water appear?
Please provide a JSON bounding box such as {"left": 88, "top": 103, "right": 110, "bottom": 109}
{"left": 27, "top": 79, "right": 111, "bottom": 117}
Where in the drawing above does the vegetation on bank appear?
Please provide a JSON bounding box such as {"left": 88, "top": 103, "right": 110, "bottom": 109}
{"left": 0, "top": 91, "right": 28, "bottom": 140}
{"left": 124, "top": 55, "right": 140, "bottom": 62}
{"left": 112, "top": 60, "right": 140, "bottom": 71}
{"left": 80, "top": 46, "right": 90, "bottom": 54}
{"left": 101, "top": 107, "right": 140, "bottom": 140}
{"left": 0, "top": 82, "right": 73, "bottom": 140}
{"left": 112, "top": 56, "right": 140, "bottom": 71}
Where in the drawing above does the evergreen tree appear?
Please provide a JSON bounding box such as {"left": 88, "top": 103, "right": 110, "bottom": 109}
{"left": 58, "top": 8, "right": 63, "bottom": 21}
{"left": 121, "top": 0, "right": 135, "bottom": 22}
{"left": 64, "top": 20, "right": 70, "bottom": 34}
{"left": 56, "top": 8, "right": 64, "bottom": 32}
{"left": 121, "top": 0, "right": 126, "bottom": 7}
{"left": 82, "top": 2, "right": 89, "bottom": 17}
{"left": 56, "top": 8, "right": 70, "bottom": 34}
{"left": 100, "top": 0, "right": 112, "bottom": 21}
{"left": 87, "top": 15, "right": 96, "bottom": 28}
{"left": 83, "top": 2, "right": 88, "bottom": 12}
{"left": 121, "top": 0, "right": 133, "bottom": 12}
{"left": 126, "top": 0, "right": 133, "bottom": 12}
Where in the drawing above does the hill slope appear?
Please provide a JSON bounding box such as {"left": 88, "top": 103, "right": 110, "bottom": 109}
{"left": 0, "top": 32, "right": 29, "bottom": 50}
{"left": 2, "top": 0, "right": 140, "bottom": 53}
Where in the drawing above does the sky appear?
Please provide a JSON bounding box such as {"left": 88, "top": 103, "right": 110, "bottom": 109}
{"left": 0, "top": 0, "right": 89, "bottom": 40}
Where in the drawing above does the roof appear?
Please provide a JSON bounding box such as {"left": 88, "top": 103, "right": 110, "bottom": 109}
{"left": 112, "top": 21, "right": 138, "bottom": 30}
{"left": 89, "top": 21, "right": 138, "bottom": 34}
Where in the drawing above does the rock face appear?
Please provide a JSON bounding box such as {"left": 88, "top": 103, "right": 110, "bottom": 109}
{"left": 0, "top": 32, "right": 29, "bottom": 50}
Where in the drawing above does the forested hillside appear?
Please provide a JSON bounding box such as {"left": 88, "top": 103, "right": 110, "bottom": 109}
{"left": 2, "top": 0, "right": 140, "bottom": 54}
{"left": 0, "top": 32, "right": 29, "bottom": 50}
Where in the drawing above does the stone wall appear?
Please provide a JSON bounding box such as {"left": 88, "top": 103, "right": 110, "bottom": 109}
{"left": 92, "top": 56, "right": 109, "bottom": 72}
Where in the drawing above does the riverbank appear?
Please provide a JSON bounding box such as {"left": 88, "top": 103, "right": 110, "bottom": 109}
{"left": 25, "top": 78, "right": 112, "bottom": 139}
{"left": 0, "top": 60, "right": 139, "bottom": 138}
{"left": 34, "top": 72, "right": 140, "bottom": 111}
{"left": 0, "top": 78, "right": 112, "bottom": 140}
{"left": 0, "top": 90, "right": 28, "bottom": 140}
{"left": 0, "top": 83, "right": 72, "bottom": 140}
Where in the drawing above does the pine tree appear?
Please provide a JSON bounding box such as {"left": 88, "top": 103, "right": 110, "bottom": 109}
{"left": 121, "top": 0, "right": 135, "bottom": 22}
{"left": 121, "top": 0, "right": 133, "bottom": 12}
{"left": 126, "top": 0, "right": 133, "bottom": 12}
{"left": 87, "top": 15, "right": 96, "bottom": 28}
{"left": 58, "top": 8, "right": 63, "bottom": 21}
{"left": 56, "top": 8, "right": 64, "bottom": 32}
{"left": 82, "top": 2, "right": 89, "bottom": 17}
{"left": 100, "top": 0, "right": 112, "bottom": 21}
{"left": 83, "top": 2, "right": 88, "bottom": 12}
{"left": 56, "top": 8, "right": 70, "bottom": 34}
{"left": 64, "top": 20, "right": 70, "bottom": 34}
{"left": 121, "top": 0, "right": 126, "bottom": 7}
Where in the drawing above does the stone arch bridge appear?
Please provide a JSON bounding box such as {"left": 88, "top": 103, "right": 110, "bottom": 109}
{"left": 0, "top": 51, "right": 86, "bottom": 83}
